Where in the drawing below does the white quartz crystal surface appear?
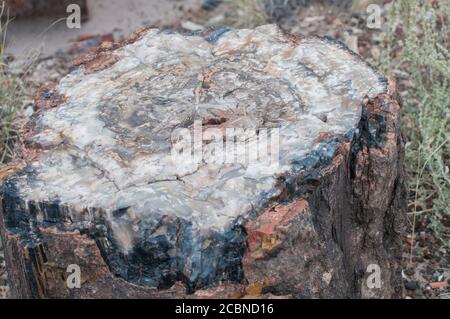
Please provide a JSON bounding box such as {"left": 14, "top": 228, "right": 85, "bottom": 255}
{"left": 14, "top": 25, "right": 386, "bottom": 251}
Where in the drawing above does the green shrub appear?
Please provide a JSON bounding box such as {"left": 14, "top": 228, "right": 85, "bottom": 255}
{"left": 382, "top": 0, "right": 449, "bottom": 251}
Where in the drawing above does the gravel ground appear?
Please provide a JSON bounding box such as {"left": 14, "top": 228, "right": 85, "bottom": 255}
{"left": 0, "top": 239, "right": 9, "bottom": 298}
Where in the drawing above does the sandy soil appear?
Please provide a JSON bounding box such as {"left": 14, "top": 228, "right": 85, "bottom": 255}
{"left": 5, "top": 0, "right": 202, "bottom": 56}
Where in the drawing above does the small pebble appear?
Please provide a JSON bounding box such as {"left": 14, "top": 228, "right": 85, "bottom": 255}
{"left": 404, "top": 281, "right": 419, "bottom": 291}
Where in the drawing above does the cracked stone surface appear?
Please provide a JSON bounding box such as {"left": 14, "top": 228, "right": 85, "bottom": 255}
{"left": 0, "top": 25, "right": 404, "bottom": 298}
{"left": 14, "top": 25, "right": 384, "bottom": 231}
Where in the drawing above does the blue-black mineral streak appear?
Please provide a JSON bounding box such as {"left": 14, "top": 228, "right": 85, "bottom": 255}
{"left": 160, "top": 26, "right": 232, "bottom": 44}
{"left": 94, "top": 213, "right": 247, "bottom": 293}
{"left": 0, "top": 25, "right": 394, "bottom": 296}
{"left": 0, "top": 119, "right": 390, "bottom": 294}
{"left": 0, "top": 112, "right": 391, "bottom": 294}
{"left": 349, "top": 99, "right": 390, "bottom": 183}
{"left": 0, "top": 140, "right": 333, "bottom": 293}
{"left": 1, "top": 177, "right": 248, "bottom": 293}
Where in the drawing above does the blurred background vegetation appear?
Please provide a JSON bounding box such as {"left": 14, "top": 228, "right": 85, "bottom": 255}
{"left": 0, "top": 2, "right": 20, "bottom": 164}
{"left": 382, "top": 0, "right": 449, "bottom": 253}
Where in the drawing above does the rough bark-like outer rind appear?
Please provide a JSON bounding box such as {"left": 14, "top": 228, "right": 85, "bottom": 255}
{"left": 242, "top": 79, "right": 406, "bottom": 298}
{"left": 0, "top": 26, "right": 405, "bottom": 299}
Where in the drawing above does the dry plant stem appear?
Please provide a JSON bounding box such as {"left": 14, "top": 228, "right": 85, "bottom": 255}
{"left": 383, "top": 0, "right": 449, "bottom": 254}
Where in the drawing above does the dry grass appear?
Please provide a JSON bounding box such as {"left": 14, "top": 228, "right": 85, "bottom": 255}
{"left": 0, "top": 2, "right": 21, "bottom": 164}
{"left": 381, "top": 0, "right": 450, "bottom": 253}
{"left": 224, "top": 0, "right": 269, "bottom": 28}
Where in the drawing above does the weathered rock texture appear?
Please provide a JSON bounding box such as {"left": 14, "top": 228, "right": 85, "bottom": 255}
{"left": 0, "top": 25, "right": 405, "bottom": 299}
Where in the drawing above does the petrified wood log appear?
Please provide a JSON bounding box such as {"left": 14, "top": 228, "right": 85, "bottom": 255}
{"left": 0, "top": 25, "right": 405, "bottom": 299}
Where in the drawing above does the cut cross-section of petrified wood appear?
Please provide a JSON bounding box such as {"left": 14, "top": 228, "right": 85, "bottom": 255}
{"left": 0, "top": 25, "right": 405, "bottom": 299}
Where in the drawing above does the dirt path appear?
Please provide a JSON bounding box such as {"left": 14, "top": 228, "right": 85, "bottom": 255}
{"left": 6, "top": 0, "right": 201, "bottom": 56}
